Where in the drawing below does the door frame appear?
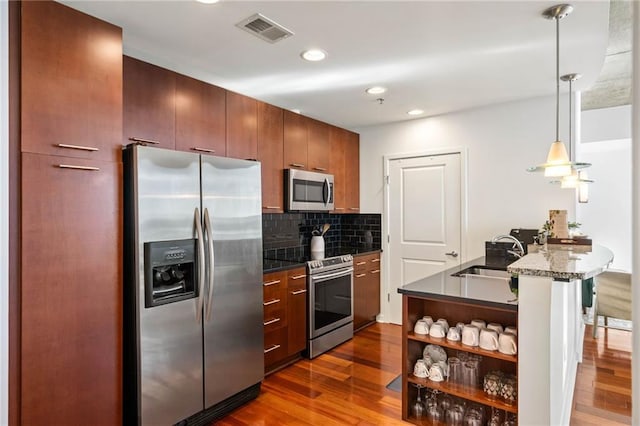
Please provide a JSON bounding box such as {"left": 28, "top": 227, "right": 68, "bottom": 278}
{"left": 380, "top": 147, "right": 468, "bottom": 323}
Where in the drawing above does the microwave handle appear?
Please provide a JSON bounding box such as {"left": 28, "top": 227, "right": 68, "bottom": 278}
{"left": 323, "top": 178, "right": 330, "bottom": 206}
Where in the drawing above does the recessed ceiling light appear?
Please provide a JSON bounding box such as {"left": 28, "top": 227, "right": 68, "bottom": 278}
{"left": 196, "top": 0, "right": 219, "bottom": 3}
{"left": 301, "top": 49, "right": 327, "bottom": 62}
{"left": 366, "top": 86, "right": 387, "bottom": 95}
{"left": 407, "top": 109, "right": 424, "bottom": 116}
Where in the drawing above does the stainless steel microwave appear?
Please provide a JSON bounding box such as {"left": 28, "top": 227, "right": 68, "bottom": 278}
{"left": 285, "top": 169, "right": 334, "bottom": 212}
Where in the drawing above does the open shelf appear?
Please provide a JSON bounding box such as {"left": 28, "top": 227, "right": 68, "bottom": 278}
{"left": 407, "top": 374, "right": 518, "bottom": 414}
{"left": 407, "top": 332, "right": 518, "bottom": 363}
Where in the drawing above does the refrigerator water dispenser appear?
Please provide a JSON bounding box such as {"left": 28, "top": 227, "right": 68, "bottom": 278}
{"left": 144, "top": 239, "right": 197, "bottom": 307}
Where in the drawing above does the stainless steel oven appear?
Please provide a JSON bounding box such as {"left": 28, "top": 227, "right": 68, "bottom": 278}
{"left": 306, "top": 255, "right": 354, "bottom": 358}
{"left": 285, "top": 169, "right": 334, "bottom": 212}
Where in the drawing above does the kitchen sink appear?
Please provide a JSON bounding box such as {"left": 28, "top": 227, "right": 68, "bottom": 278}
{"left": 451, "top": 265, "right": 510, "bottom": 278}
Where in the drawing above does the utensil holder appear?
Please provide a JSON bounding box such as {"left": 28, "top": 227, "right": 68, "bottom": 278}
{"left": 311, "top": 236, "right": 325, "bottom": 260}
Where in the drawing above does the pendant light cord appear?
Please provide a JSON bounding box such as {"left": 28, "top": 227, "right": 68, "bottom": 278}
{"left": 556, "top": 17, "right": 560, "bottom": 141}
{"left": 568, "top": 79, "right": 572, "bottom": 161}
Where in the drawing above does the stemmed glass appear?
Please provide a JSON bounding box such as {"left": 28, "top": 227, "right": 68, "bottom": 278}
{"left": 426, "top": 389, "right": 444, "bottom": 424}
{"left": 411, "top": 383, "right": 427, "bottom": 420}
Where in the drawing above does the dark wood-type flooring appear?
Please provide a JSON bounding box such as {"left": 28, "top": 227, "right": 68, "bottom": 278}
{"left": 216, "top": 323, "right": 632, "bottom": 425}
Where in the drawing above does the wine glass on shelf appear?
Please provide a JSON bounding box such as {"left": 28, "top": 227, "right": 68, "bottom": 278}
{"left": 411, "top": 383, "right": 426, "bottom": 420}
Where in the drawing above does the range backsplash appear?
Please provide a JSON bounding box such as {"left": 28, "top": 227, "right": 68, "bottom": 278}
{"left": 262, "top": 213, "right": 382, "bottom": 260}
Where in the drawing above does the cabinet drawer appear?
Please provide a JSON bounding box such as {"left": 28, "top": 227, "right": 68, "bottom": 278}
{"left": 354, "top": 257, "right": 368, "bottom": 273}
{"left": 263, "top": 272, "right": 286, "bottom": 301}
{"left": 287, "top": 268, "right": 307, "bottom": 283}
{"left": 263, "top": 300, "right": 286, "bottom": 332}
{"left": 264, "top": 328, "right": 288, "bottom": 367}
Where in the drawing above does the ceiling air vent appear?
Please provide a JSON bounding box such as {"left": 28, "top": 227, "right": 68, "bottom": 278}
{"left": 236, "top": 13, "right": 294, "bottom": 43}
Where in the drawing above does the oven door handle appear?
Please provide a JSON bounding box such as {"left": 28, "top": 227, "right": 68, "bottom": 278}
{"left": 311, "top": 268, "right": 354, "bottom": 281}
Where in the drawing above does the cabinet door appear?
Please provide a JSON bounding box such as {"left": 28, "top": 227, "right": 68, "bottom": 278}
{"left": 365, "top": 264, "right": 381, "bottom": 320}
{"left": 307, "top": 119, "right": 330, "bottom": 173}
{"left": 353, "top": 271, "right": 369, "bottom": 331}
{"left": 257, "top": 102, "right": 284, "bottom": 212}
{"left": 283, "top": 110, "right": 308, "bottom": 170}
{"left": 124, "top": 56, "right": 176, "bottom": 149}
{"left": 21, "top": 1, "right": 122, "bottom": 162}
{"left": 330, "top": 126, "right": 347, "bottom": 213}
{"left": 21, "top": 153, "right": 121, "bottom": 424}
{"left": 344, "top": 131, "right": 360, "bottom": 212}
{"left": 226, "top": 91, "right": 258, "bottom": 160}
{"left": 287, "top": 270, "right": 308, "bottom": 356}
{"left": 175, "top": 74, "right": 226, "bottom": 156}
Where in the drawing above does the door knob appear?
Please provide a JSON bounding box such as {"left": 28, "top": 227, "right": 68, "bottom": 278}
{"left": 445, "top": 251, "right": 459, "bottom": 258}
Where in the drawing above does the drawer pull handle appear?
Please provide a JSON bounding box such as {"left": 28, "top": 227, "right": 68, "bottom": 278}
{"left": 191, "top": 147, "right": 215, "bottom": 153}
{"left": 291, "top": 289, "right": 307, "bottom": 295}
{"left": 263, "top": 318, "right": 281, "bottom": 326}
{"left": 264, "top": 206, "right": 281, "bottom": 210}
{"left": 129, "top": 137, "right": 160, "bottom": 145}
{"left": 355, "top": 273, "right": 367, "bottom": 278}
{"left": 56, "top": 143, "right": 98, "bottom": 152}
{"left": 263, "top": 298, "right": 280, "bottom": 306}
{"left": 290, "top": 274, "right": 306, "bottom": 280}
{"left": 313, "top": 167, "right": 327, "bottom": 171}
{"left": 263, "top": 280, "right": 281, "bottom": 287}
{"left": 349, "top": 207, "right": 360, "bottom": 211}
{"left": 334, "top": 208, "right": 345, "bottom": 210}
{"left": 264, "top": 344, "right": 281, "bottom": 354}
{"left": 356, "top": 261, "right": 367, "bottom": 266}
{"left": 371, "top": 269, "right": 380, "bottom": 274}
{"left": 372, "top": 259, "right": 380, "bottom": 263}
{"left": 290, "top": 163, "right": 305, "bottom": 168}
{"left": 58, "top": 164, "right": 99, "bottom": 171}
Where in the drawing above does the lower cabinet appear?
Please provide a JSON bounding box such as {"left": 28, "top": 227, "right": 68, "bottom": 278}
{"left": 402, "top": 295, "right": 518, "bottom": 425}
{"left": 263, "top": 267, "right": 308, "bottom": 374}
{"left": 353, "top": 252, "right": 381, "bottom": 331}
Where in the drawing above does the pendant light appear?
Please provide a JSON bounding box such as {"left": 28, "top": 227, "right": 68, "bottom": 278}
{"left": 557, "top": 73, "right": 593, "bottom": 190}
{"left": 527, "top": 4, "right": 590, "bottom": 177}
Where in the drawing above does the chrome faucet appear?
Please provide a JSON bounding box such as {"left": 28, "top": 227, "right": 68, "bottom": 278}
{"left": 491, "top": 235, "right": 525, "bottom": 259}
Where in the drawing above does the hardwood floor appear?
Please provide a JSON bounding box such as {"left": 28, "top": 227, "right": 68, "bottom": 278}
{"left": 217, "top": 322, "right": 632, "bottom": 425}
{"left": 571, "top": 324, "right": 632, "bottom": 425}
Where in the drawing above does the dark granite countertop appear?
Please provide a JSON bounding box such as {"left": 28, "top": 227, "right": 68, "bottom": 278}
{"left": 263, "top": 245, "right": 382, "bottom": 273}
{"left": 398, "top": 256, "right": 518, "bottom": 311}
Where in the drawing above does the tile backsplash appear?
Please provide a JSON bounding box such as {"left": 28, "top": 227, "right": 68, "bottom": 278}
{"left": 262, "top": 213, "right": 382, "bottom": 260}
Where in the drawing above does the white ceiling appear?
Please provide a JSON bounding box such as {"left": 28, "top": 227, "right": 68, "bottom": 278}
{"left": 61, "top": 1, "right": 610, "bottom": 130}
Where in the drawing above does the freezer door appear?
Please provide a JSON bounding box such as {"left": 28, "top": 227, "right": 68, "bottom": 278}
{"left": 134, "top": 146, "right": 204, "bottom": 424}
{"left": 200, "top": 156, "right": 264, "bottom": 408}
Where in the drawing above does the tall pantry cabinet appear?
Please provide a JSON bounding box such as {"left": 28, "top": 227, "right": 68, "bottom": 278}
{"left": 18, "top": 1, "right": 123, "bottom": 423}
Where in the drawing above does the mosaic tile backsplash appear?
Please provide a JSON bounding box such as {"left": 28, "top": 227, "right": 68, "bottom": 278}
{"left": 262, "top": 213, "right": 382, "bottom": 260}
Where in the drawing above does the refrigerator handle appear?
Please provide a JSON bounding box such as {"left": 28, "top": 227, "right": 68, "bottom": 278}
{"left": 194, "top": 208, "right": 206, "bottom": 324}
{"left": 204, "top": 208, "right": 215, "bottom": 321}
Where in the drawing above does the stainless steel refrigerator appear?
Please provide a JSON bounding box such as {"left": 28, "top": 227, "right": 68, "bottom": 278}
{"left": 123, "top": 145, "right": 263, "bottom": 425}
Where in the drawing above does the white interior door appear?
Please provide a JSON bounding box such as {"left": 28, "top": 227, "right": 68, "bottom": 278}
{"left": 387, "top": 153, "right": 462, "bottom": 324}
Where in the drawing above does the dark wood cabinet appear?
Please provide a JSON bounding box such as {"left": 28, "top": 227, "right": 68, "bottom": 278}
{"left": 123, "top": 56, "right": 176, "bottom": 150}
{"left": 353, "top": 253, "right": 381, "bottom": 331}
{"left": 286, "top": 269, "right": 308, "bottom": 356}
{"left": 344, "top": 131, "right": 360, "bottom": 212}
{"left": 257, "top": 102, "right": 284, "bottom": 212}
{"left": 21, "top": 153, "right": 122, "bottom": 424}
{"left": 307, "top": 119, "right": 331, "bottom": 173}
{"left": 283, "top": 110, "right": 309, "bottom": 170}
{"left": 330, "top": 126, "right": 347, "bottom": 213}
{"left": 226, "top": 91, "right": 258, "bottom": 160}
{"left": 175, "top": 74, "right": 226, "bottom": 156}
{"left": 21, "top": 0, "right": 122, "bottom": 162}
{"left": 263, "top": 267, "right": 307, "bottom": 374}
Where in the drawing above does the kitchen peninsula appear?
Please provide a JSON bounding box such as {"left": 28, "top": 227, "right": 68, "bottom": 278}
{"left": 398, "top": 244, "right": 613, "bottom": 426}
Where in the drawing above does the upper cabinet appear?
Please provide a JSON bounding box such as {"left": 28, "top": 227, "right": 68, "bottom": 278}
{"left": 344, "top": 131, "right": 360, "bottom": 212}
{"left": 123, "top": 56, "right": 176, "bottom": 150}
{"left": 330, "top": 126, "right": 347, "bottom": 213}
{"left": 283, "top": 110, "right": 308, "bottom": 170}
{"left": 283, "top": 111, "right": 331, "bottom": 172}
{"left": 21, "top": 0, "right": 123, "bottom": 162}
{"left": 257, "top": 102, "right": 284, "bottom": 213}
{"left": 226, "top": 91, "right": 258, "bottom": 160}
{"left": 175, "top": 74, "right": 226, "bottom": 156}
{"left": 307, "top": 119, "right": 331, "bottom": 172}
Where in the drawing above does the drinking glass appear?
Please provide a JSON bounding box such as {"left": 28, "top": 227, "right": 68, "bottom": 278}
{"left": 448, "top": 357, "right": 462, "bottom": 386}
{"left": 501, "top": 412, "right": 517, "bottom": 426}
{"left": 483, "top": 372, "right": 502, "bottom": 400}
{"left": 500, "top": 376, "right": 517, "bottom": 406}
{"left": 426, "top": 390, "right": 444, "bottom": 425}
{"left": 463, "top": 403, "right": 484, "bottom": 426}
{"left": 487, "top": 407, "right": 503, "bottom": 426}
{"left": 411, "top": 383, "right": 426, "bottom": 419}
{"left": 446, "top": 401, "right": 465, "bottom": 426}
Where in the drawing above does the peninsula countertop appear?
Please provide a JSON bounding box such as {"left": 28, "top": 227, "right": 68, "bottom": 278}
{"left": 398, "top": 256, "right": 517, "bottom": 311}
{"left": 507, "top": 244, "right": 614, "bottom": 280}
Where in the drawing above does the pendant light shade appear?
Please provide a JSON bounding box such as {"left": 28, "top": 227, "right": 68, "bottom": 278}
{"left": 578, "top": 171, "right": 589, "bottom": 203}
{"left": 544, "top": 141, "right": 572, "bottom": 177}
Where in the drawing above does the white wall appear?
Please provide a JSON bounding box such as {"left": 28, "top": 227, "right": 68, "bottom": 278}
{"left": 1, "top": 0, "right": 10, "bottom": 423}
{"left": 356, "top": 94, "right": 575, "bottom": 261}
{"left": 632, "top": 3, "right": 639, "bottom": 424}
{"left": 582, "top": 105, "right": 632, "bottom": 143}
